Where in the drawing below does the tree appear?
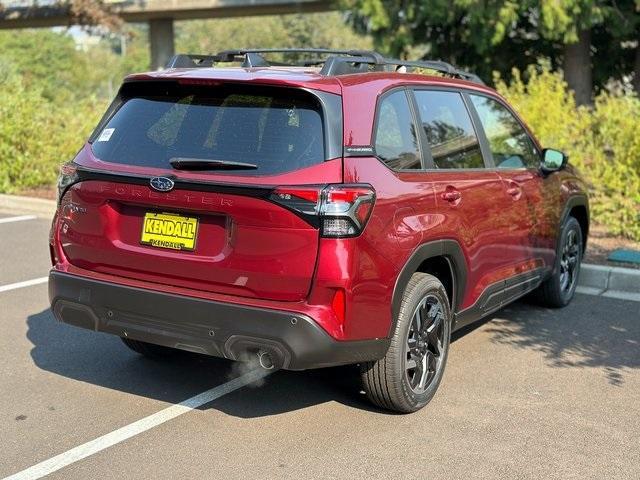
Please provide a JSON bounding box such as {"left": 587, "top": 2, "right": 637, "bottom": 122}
{"left": 532, "top": 0, "right": 640, "bottom": 102}
{"left": 68, "top": 0, "right": 123, "bottom": 30}
{"left": 605, "top": 0, "right": 640, "bottom": 95}
{"left": 0, "top": 0, "right": 122, "bottom": 29}
{"left": 341, "top": 0, "right": 565, "bottom": 85}
{"left": 175, "top": 12, "right": 372, "bottom": 54}
{"left": 531, "top": 0, "right": 604, "bottom": 105}
{"left": 341, "top": 0, "right": 640, "bottom": 103}
{"left": 0, "top": 29, "right": 87, "bottom": 101}
{"left": 635, "top": 42, "right": 640, "bottom": 93}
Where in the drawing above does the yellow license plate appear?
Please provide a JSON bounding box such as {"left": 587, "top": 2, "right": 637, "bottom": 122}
{"left": 140, "top": 212, "right": 199, "bottom": 251}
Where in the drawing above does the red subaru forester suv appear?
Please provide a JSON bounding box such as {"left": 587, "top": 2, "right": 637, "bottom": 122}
{"left": 49, "top": 49, "right": 589, "bottom": 413}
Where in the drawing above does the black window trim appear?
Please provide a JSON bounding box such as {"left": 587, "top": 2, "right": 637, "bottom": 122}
{"left": 464, "top": 90, "right": 542, "bottom": 171}
{"left": 368, "top": 83, "right": 542, "bottom": 174}
{"left": 406, "top": 88, "right": 435, "bottom": 168}
{"left": 370, "top": 86, "right": 427, "bottom": 173}
{"left": 410, "top": 86, "right": 493, "bottom": 171}
{"left": 461, "top": 92, "right": 495, "bottom": 169}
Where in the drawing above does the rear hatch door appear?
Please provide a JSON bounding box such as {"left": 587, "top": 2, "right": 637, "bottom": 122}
{"left": 58, "top": 80, "right": 342, "bottom": 302}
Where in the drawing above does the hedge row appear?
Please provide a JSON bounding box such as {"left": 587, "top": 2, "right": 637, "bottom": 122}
{"left": 0, "top": 69, "right": 104, "bottom": 193}
{"left": 497, "top": 67, "right": 640, "bottom": 240}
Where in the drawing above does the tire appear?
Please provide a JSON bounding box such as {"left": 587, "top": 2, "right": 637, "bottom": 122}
{"left": 533, "top": 216, "right": 583, "bottom": 308}
{"left": 120, "top": 337, "right": 177, "bottom": 359}
{"left": 360, "top": 273, "right": 452, "bottom": 413}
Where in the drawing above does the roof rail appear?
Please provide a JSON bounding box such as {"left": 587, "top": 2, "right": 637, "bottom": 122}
{"left": 167, "top": 49, "right": 384, "bottom": 68}
{"left": 165, "top": 49, "right": 484, "bottom": 84}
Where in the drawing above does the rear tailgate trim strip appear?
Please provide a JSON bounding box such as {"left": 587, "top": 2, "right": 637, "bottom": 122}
{"left": 74, "top": 166, "right": 274, "bottom": 198}
{"left": 66, "top": 165, "right": 322, "bottom": 228}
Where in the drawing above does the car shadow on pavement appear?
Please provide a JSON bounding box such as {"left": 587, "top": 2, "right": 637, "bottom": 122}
{"left": 27, "top": 294, "right": 638, "bottom": 417}
{"left": 26, "top": 308, "right": 380, "bottom": 417}
{"left": 454, "top": 294, "right": 640, "bottom": 387}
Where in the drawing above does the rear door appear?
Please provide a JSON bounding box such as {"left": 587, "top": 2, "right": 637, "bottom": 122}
{"left": 411, "top": 88, "right": 515, "bottom": 311}
{"left": 58, "top": 81, "right": 342, "bottom": 302}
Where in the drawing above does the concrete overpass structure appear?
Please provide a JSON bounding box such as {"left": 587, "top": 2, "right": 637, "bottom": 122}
{"left": 0, "top": 0, "right": 333, "bottom": 69}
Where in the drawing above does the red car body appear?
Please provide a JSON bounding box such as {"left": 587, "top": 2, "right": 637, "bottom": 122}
{"left": 49, "top": 60, "right": 589, "bottom": 373}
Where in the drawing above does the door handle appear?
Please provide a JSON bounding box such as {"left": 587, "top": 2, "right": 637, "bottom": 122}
{"left": 506, "top": 182, "right": 522, "bottom": 199}
{"left": 441, "top": 188, "right": 462, "bottom": 203}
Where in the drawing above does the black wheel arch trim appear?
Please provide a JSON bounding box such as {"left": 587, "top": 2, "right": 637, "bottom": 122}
{"left": 557, "top": 194, "right": 590, "bottom": 254}
{"left": 560, "top": 194, "right": 589, "bottom": 229}
{"left": 389, "top": 239, "right": 468, "bottom": 337}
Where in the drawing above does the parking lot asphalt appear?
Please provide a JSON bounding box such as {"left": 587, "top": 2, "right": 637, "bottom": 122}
{"left": 1, "top": 214, "right": 639, "bottom": 480}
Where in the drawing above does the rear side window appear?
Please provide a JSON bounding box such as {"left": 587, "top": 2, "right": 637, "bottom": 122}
{"left": 469, "top": 94, "right": 539, "bottom": 169}
{"left": 374, "top": 90, "right": 422, "bottom": 170}
{"left": 414, "top": 90, "right": 484, "bottom": 169}
{"left": 91, "top": 83, "right": 326, "bottom": 175}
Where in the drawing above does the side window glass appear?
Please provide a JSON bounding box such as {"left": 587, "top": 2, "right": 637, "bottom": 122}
{"left": 374, "top": 90, "right": 422, "bottom": 170}
{"left": 414, "top": 90, "right": 484, "bottom": 169}
{"left": 469, "top": 94, "right": 539, "bottom": 169}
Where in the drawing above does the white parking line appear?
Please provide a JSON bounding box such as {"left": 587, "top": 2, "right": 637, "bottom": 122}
{"left": 3, "top": 368, "right": 270, "bottom": 480}
{"left": 0, "top": 215, "right": 37, "bottom": 224}
{"left": 0, "top": 277, "right": 48, "bottom": 294}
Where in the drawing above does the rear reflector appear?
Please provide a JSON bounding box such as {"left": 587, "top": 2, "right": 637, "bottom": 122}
{"left": 331, "top": 288, "right": 346, "bottom": 325}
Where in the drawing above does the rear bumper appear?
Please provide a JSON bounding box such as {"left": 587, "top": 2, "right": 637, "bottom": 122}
{"left": 48, "top": 271, "right": 389, "bottom": 370}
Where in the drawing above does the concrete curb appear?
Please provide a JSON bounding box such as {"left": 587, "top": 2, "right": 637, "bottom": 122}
{"left": 0, "top": 193, "right": 56, "bottom": 219}
{"left": 578, "top": 264, "right": 640, "bottom": 301}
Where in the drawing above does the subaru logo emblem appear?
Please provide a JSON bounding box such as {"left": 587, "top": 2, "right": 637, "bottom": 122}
{"left": 150, "top": 177, "right": 174, "bottom": 192}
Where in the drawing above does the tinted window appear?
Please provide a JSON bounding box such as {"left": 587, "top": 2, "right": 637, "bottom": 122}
{"left": 91, "top": 83, "right": 325, "bottom": 175}
{"left": 374, "top": 90, "right": 422, "bottom": 170}
{"left": 470, "top": 94, "right": 539, "bottom": 168}
{"left": 414, "top": 90, "right": 484, "bottom": 169}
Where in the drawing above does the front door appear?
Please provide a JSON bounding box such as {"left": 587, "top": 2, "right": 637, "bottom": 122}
{"left": 467, "top": 93, "right": 553, "bottom": 300}
{"left": 411, "top": 89, "right": 518, "bottom": 313}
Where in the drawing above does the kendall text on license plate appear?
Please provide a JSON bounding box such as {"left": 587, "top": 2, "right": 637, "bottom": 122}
{"left": 140, "top": 212, "right": 198, "bottom": 251}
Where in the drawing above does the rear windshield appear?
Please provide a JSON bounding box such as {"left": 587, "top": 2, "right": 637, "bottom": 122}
{"left": 90, "top": 82, "right": 326, "bottom": 175}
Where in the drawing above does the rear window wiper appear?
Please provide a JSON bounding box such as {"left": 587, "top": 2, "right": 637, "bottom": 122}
{"left": 169, "top": 157, "right": 258, "bottom": 170}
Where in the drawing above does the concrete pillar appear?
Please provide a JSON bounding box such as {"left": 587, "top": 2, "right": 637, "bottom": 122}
{"left": 149, "top": 18, "right": 175, "bottom": 70}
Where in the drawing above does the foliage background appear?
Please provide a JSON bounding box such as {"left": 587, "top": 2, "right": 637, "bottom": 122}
{"left": 496, "top": 67, "right": 640, "bottom": 240}
{"left": 0, "top": 13, "right": 638, "bottom": 240}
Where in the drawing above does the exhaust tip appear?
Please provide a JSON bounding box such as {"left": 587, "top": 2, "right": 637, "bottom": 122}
{"left": 257, "top": 350, "right": 275, "bottom": 370}
{"left": 225, "top": 337, "right": 288, "bottom": 370}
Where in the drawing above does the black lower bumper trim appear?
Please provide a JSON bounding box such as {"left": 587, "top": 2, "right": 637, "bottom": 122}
{"left": 48, "top": 271, "right": 389, "bottom": 370}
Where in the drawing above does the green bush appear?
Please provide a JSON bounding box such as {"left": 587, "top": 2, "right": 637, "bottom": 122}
{"left": 496, "top": 66, "right": 640, "bottom": 241}
{"left": 0, "top": 66, "right": 104, "bottom": 193}
{"left": 0, "top": 28, "right": 144, "bottom": 193}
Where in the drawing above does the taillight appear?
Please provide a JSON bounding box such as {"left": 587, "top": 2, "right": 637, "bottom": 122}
{"left": 57, "top": 162, "right": 78, "bottom": 205}
{"left": 320, "top": 185, "right": 375, "bottom": 237}
{"left": 271, "top": 184, "right": 376, "bottom": 238}
{"left": 271, "top": 186, "right": 321, "bottom": 215}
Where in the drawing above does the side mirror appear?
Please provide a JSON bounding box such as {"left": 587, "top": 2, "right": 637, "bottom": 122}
{"left": 541, "top": 148, "right": 568, "bottom": 173}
